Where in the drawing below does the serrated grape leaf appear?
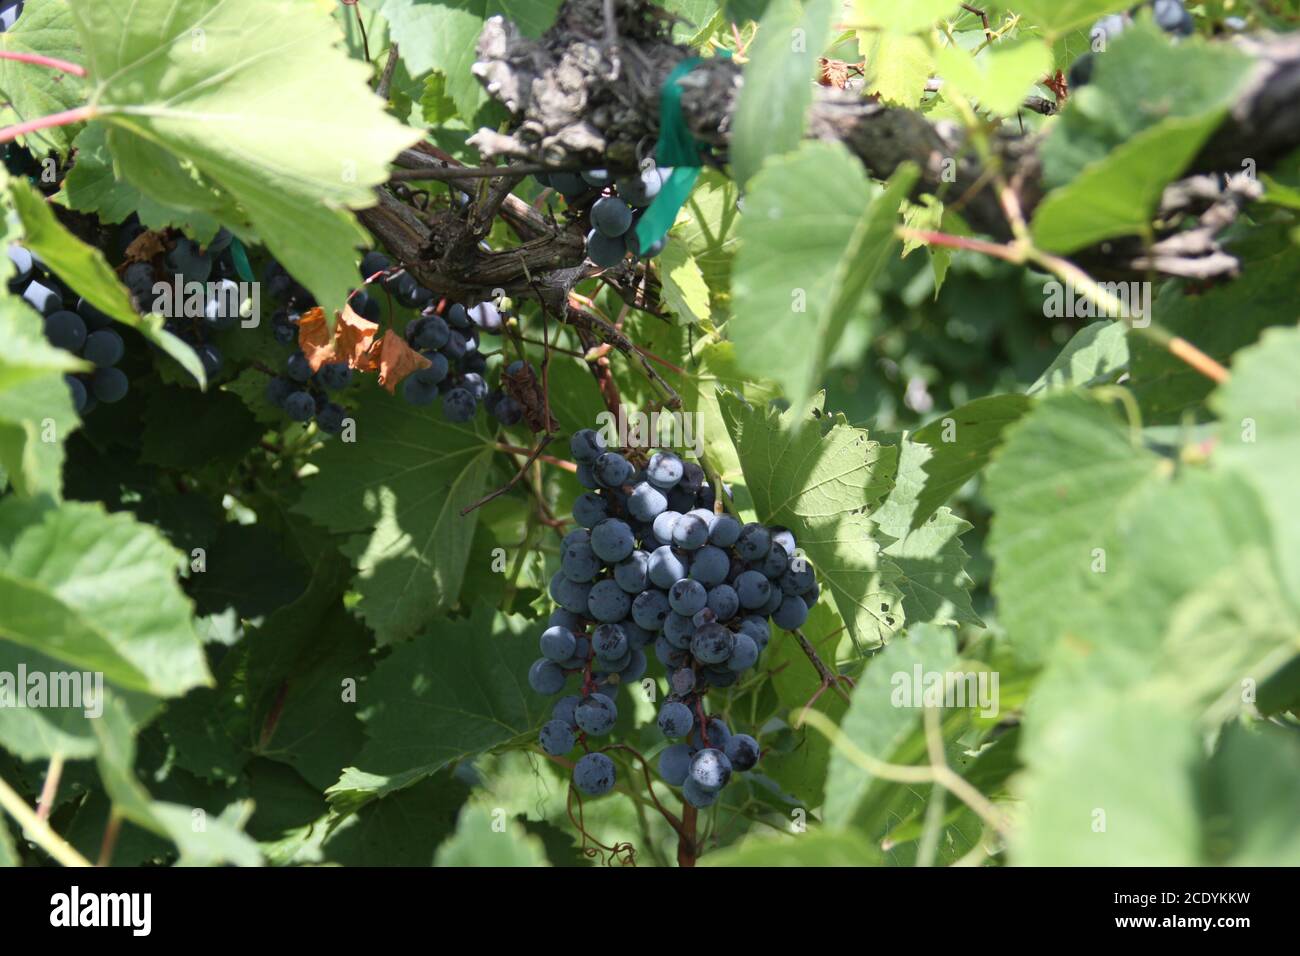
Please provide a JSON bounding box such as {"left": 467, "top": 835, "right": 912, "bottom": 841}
{"left": 719, "top": 390, "right": 904, "bottom": 650}
{"left": 1031, "top": 25, "right": 1252, "bottom": 249}
{"left": 870, "top": 439, "right": 982, "bottom": 627}
{"left": 657, "top": 235, "right": 710, "bottom": 324}
{"left": 1012, "top": 699, "right": 1201, "bottom": 865}
{"left": 1027, "top": 319, "right": 1128, "bottom": 394}
{"left": 730, "top": 143, "right": 915, "bottom": 409}
{"left": 188, "top": 522, "right": 311, "bottom": 622}
{"left": 434, "top": 801, "right": 549, "bottom": 866}
{"left": 933, "top": 39, "right": 1052, "bottom": 117}
{"left": 984, "top": 393, "right": 1170, "bottom": 665}
{"left": 909, "top": 394, "right": 1034, "bottom": 529}
{"left": 323, "top": 772, "right": 469, "bottom": 865}
{"left": 822, "top": 623, "right": 958, "bottom": 827}
{"left": 293, "top": 382, "right": 495, "bottom": 645}
{"left": 0, "top": 0, "right": 86, "bottom": 155}
{"left": 1129, "top": 233, "right": 1300, "bottom": 423}
{"left": 3, "top": 169, "right": 206, "bottom": 385}
{"left": 849, "top": 0, "right": 956, "bottom": 33}
{"left": 730, "top": 0, "right": 833, "bottom": 187}
{"left": 66, "top": 0, "right": 419, "bottom": 323}
{"left": 701, "top": 828, "right": 880, "bottom": 866}
{"left": 326, "top": 605, "right": 546, "bottom": 814}
{"left": 369, "top": 0, "right": 561, "bottom": 119}
{"left": 676, "top": 170, "right": 741, "bottom": 297}
{"left": 221, "top": 368, "right": 285, "bottom": 425}
{"left": 0, "top": 297, "right": 84, "bottom": 498}
{"left": 1032, "top": 116, "right": 1225, "bottom": 253}
{"left": 419, "top": 72, "right": 459, "bottom": 126}
{"left": 0, "top": 497, "right": 210, "bottom": 697}
{"left": 860, "top": 32, "right": 931, "bottom": 108}
{"left": 1210, "top": 327, "right": 1300, "bottom": 598}
{"left": 92, "top": 698, "right": 261, "bottom": 866}
{"left": 1011, "top": 0, "right": 1139, "bottom": 38}
{"left": 58, "top": 125, "right": 224, "bottom": 242}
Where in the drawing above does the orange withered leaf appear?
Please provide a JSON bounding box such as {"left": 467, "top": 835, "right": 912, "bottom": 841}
{"left": 296, "top": 307, "right": 334, "bottom": 370}
{"left": 335, "top": 305, "right": 380, "bottom": 370}
{"left": 375, "top": 329, "right": 431, "bottom": 393}
{"left": 123, "top": 231, "right": 167, "bottom": 264}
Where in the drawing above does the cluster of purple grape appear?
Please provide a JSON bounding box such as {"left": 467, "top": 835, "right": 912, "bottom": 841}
{"left": 260, "top": 263, "right": 354, "bottom": 436}
{"left": 8, "top": 244, "right": 129, "bottom": 413}
{"left": 528, "top": 430, "right": 820, "bottom": 806}
{"left": 360, "top": 251, "right": 521, "bottom": 425}
{"left": 538, "top": 166, "right": 670, "bottom": 267}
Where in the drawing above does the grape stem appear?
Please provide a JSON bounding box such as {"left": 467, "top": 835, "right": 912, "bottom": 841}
{"left": 461, "top": 434, "right": 558, "bottom": 516}
{"left": 897, "top": 227, "right": 1232, "bottom": 385}
{"left": 792, "top": 628, "right": 852, "bottom": 705}
{"left": 0, "top": 772, "right": 92, "bottom": 867}
{"left": 36, "top": 753, "right": 64, "bottom": 823}
{"left": 0, "top": 49, "right": 87, "bottom": 77}
{"left": 0, "top": 105, "right": 96, "bottom": 147}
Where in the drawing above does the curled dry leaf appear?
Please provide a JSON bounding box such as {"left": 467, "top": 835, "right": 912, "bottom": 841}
{"left": 123, "top": 230, "right": 167, "bottom": 264}
{"left": 296, "top": 305, "right": 381, "bottom": 372}
{"left": 374, "top": 329, "right": 431, "bottom": 393}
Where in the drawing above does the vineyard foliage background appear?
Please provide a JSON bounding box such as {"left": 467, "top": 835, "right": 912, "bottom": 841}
{"left": 0, "top": 0, "right": 1297, "bottom": 867}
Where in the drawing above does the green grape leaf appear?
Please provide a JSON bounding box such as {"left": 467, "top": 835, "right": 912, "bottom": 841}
{"left": 0, "top": 496, "right": 209, "bottom": 697}
{"left": 730, "top": 0, "right": 833, "bottom": 187}
{"left": 1012, "top": 0, "right": 1139, "bottom": 38}
{"left": 58, "top": 125, "right": 225, "bottom": 242}
{"left": 324, "top": 772, "right": 469, "bottom": 866}
{"left": 860, "top": 33, "right": 932, "bottom": 108}
{"left": 3, "top": 169, "right": 206, "bottom": 385}
{"left": 370, "top": 0, "right": 561, "bottom": 119}
{"left": 0, "top": 298, "right": 84, "bottom": 498}
{"left": 0, "top": 0, "right": 86, "bottom": 155}
{"left": 327, "top": 605, "right": 546, "bottom": 814}
{"left": 1210, "top": 326, "right": 1300, "bottom": 598}
{"left": 1201, "top": 723, "right": 1300, "bottom": 866}
{"left": 1012, "top": 699, "right": 1201, "bottom": 865}
{"left": 1031, "top": 25, "right": 1253, "bottom": 249}
{"left": 66, "top": 0, "right": 419, "bottom": 323}
{"left": 92, "top": 699, "right": 261, "bottom": 866}
{"left": 433, "top": 802, "right": 550, "bottom": 866}
{"left": 293, "top": 383, "right": 496, "bottom": 645}
{"left": 658, "top": 235, "right": 711, "bottom": 324}
{"left": 933, "top": 39, "right": 1052, "bottom": 117}
{"left": 909, "top": 394, "right": 1034, "bottom": 529}
{"left": 849, "top": 0, "right": 957, "bottom": 33}
{"left": 701, "top": 828, "right": 880, "bottom": 866}
{"left": 822, "top": 623, "right": 959, "bottom": 827}
{"left": 719, "top": 390, "right": 903, "bottom": 650}
{"left": 1027, "top": 320, "right": 1129, "bottom": 394}
{"left": 730, "top": 143, "right": 915, "bottom": 409}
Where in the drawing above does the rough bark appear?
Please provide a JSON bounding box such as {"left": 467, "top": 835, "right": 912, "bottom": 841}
{"left": 359, "top": 0, "right": 1300, "bottom": 310}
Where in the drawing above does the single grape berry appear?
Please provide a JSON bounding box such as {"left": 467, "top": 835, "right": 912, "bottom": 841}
{"left": 528, "top": 658, "right": 567, "bottom": 696}
{"left": 91, "top": 367, "right": 129, "bottom": 404}
{"left": 657, "top": 701, "right": 694, "bottom": 739}
{"left": 689, "top": 748, "right": 732, "bottom": 792}
{"left": 725, "top": 734, "right": 760, "bottom": 772}
{"left": 573, "top": 752, "right": 615, "bottom": 796}
{"left": 575, "top": 693, "right": 618, "bottom": 735}
{"left": 539, "top": 719, "right": 575, "bottom": 756}
{"left": 591, "top": 196, "right": 633, "bottom": 238}
{"left": 658, "top": 743, "right": 693, "bottom": 786}
{"left": 44, "top": 311, "right": 87, "bottom": 353}
{"left": 570, "top": 428, "right": 606, "bottom": 463}
{"left": 540, "top": 625, "right": 577, "bottom": 662}
{"left": 586, "top": 228, "right": 627, "bottom": 268}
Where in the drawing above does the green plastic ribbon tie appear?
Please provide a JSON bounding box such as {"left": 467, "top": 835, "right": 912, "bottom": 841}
{"left": 229, "top": 236, "right": 255, "bottom": 284}
{"left": 632, "top": 56, "right": 708, "bottom": 253}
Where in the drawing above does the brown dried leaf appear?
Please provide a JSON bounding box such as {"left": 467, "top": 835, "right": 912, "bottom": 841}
{"left": 335, "top": 306, "right": 380, "bottom": 370}
{"left": 817, "top": 57, "right": 850, "bottom": 89}
{"left": 375, "top": 329, "right": 431, "bottom": 393}
{"left": 123, "top": 231, "right": 167, "bottom": 264}
{"left": 297, "top": 307, "right": 334, "bottom": 370}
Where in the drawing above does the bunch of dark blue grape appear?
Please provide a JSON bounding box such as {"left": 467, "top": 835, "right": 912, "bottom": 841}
{"left": 8, "top": 243, "right": 129, "bottom": 413}
{"left": 529, "top": 430, "right": 820, "bottom": 807}
{"left": 359, "top": 250, "right": 517, "bottom": 425}
{"left": 130, "top": 228, "right": 245, "bottom": 381}
{"left": 537, "top": 167, "right": 671, "bottom": 267}
{"left": 260, "top": 262, "right": 355, "bottom": 436}
{"left": 1070, "top": 1, "right": 1194, "bottom": 89}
